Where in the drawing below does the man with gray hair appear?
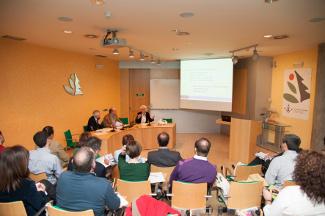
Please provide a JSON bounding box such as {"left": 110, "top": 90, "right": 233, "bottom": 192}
{"left": 57, "top": 147, "right": 120, "bottom": 216}
{"left": 87, "top": 110, "right": 103, "bottom": 131}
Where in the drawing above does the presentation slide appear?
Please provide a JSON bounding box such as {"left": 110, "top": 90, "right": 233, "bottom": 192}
{"left": 180, "top": 58, "right": 233, "bottom": 111}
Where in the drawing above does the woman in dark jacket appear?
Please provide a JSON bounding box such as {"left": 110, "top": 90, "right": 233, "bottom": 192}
{"left": 136, "top": 105, "right": 155, "bottom": 124}
{"left": 0, "top": 145, "right": 47, "bottom": 216}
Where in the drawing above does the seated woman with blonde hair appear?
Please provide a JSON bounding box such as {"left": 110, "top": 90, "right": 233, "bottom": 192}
{"left": 118, "top": 140, "right": 150, "bottom": 181}
{"left": 263, "top": 150, "right": 325, "bottom": 215}
{"left": 135, "top": 105, "right": 155, "bottom": 124}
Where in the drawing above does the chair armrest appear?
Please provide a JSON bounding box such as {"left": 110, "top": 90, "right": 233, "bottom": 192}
{"left": 149, "top": 193, "right": 157, "bottom": 196}
{"left": 225, "top": 166, "right": 234, "bottom": 176}
{"left": 35, "top": 200, "right": 54, "bottom": 216}
{"left": 166, "top": 193, "right": 174, "bottom": 197}
{"left": 205, "top": 195, "right": 213, "bottom": 198}
{"left": 65, "top": 139, "right": 77, "bottom": 142}
{"left": 71, "top": 134, "right": 80, "bottom": 136}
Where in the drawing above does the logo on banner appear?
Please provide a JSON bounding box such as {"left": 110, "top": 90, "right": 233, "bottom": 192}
{"left": 63, "top": 73, "right": 83, "bottom": 96}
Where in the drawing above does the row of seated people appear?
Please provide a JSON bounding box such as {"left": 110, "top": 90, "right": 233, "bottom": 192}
{"left": 0, "top": 129, "right": 325, "bottom": 216}
{"left": 87, "top": 106, "right": 155, "bottom": 131}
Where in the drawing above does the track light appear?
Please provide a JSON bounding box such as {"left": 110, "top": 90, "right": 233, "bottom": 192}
{"left": 113, "top": 48, "right": 119, "bottom": 55}
{"left": 128, "top": 49, "right": 134, "bottom": 58}
{"left": 150, "top": 55, "right": 155, "bottom": 64}
{"left": 91, "top": 0, "right": 105, "bottom": 4}
{"left": 139, "top": 52, "right": 145, "bottom": 61}
{"left": 252, "top": 47, "right": 259, "bottom": 61}
{"left": 157, "top": 58, "right": 161, "bottom": 65}
{"left": 231, "top": 52, "right": 238, "bottom": 65}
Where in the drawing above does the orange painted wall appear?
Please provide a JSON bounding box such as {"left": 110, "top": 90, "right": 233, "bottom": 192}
{"left": 0, "top": 38, "right": 120, "bottom": 150}
{"left": 270, "top": 47, "right": 318, "bottom": 150}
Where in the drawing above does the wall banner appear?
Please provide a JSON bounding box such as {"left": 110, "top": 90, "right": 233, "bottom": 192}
{"left": 282, "top": 68, "right": 312, "bottom": 120}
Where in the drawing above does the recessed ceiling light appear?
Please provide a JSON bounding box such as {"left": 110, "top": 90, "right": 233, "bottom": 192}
{"left": 180, "top": 12, "right": 195, "bottom": 18}
{"left": 58, "top": 17, "right": 73, "bottom": 22}
{"left": 172, "top": 48, "right": 179, "bottom": 51}
{"left": 84, "top": 34, "right": 98, "bottom": 38}
{"left": 203, "top": 53, "right": 214, "bottom": 56}
{"left": 273, "top": 35, "right": 289, "bottom": 39}
{"left": 309, "top": 17, "right": 325, "bottom": 22}
{"left": 177, "top": 32, "right": 190, "bottom": 36}
{"left": 63, "top": 30, "right": 73, "bottom": 34}
{"left": 265, "top": 0, "right": 278, "bottom": 3}
{"left": 264, "top": 34, "right": 272, "bottom": 38}
{"left": 91, "top": 0, "right": 105, "bottom": 4}
{"left": 187, "top": 42, "right": 192, "bottom": 45}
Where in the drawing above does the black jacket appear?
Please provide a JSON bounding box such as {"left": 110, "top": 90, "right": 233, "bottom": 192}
{"left": 87, "top": 116, "right": 103, "bottom": 131}
{"left": 135, "top": 112, "right": 154, "bottom": 123}
{"left": 147, "top": 148, "right": 182, "bottom": 167}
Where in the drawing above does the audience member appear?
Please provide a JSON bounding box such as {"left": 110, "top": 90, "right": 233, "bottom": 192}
{"left": 114, "top": 134, "right": 143, "bottom": 163}
{"left": 68, "top": 137, "right": 107, "bottom": 178}
{"left": 118, "top": 140, "right": 150, "bottom": 181}
{"left": 103, "top": 107, "right": 123, "bottom": 128}
{"left": 263, "top": 150, "right": 325, "bottom": 215}
{"left": 41, "top": 126, "right": 69, "bottom": 168}
{"left": 135, "top": 105, "right": 155, "bottom": 124}
{"left": 169, "top": 138, "right": 217, "bottom": 187}
{"left": 147, "top": 132, "right": 182, "bottom": 167}
{"left": 265, "top": 134, "right": 301, "bottom": 189}
{"left": 87, "top": 110, "right": 103, "bottom": 131}
{"left": 0, "top": 145, "right": 47, "bottom": 216}
{"left": 57, "top": 147, "right": 120, "bottom": 216}
{"left": 29, "top": 131, "right": 62, "bottom": 185}
{"left": 73, "top": 132, "right": 92, "bottom": 155}
{"left": 0, "top": 131, "right": 5, "bottom": 154}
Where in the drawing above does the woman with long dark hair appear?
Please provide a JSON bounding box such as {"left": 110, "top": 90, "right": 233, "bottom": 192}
{"left": 0, "top": 145, "right": 47, "bottom": 216}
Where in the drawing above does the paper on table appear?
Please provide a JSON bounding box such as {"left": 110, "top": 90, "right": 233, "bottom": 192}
{"left": 96, "top": 128, "right": 111, "bottom": 132}
{"left": 93, "top": 132, "right": 107, "bottom": 136}
{"left": 253, "top": 151, "right": 269, "bottom": 161}
{"left": 116, "top": 193, "right": 129, "bottom": 206}
{"left": 116, "top": 121, "right": 123, "bottom": 127}
{"left": 149, "top": 172, "right": 166, "bottom": 184}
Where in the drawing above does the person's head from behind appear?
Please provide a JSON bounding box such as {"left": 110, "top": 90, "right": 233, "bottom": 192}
{"left": 0, "top": 131, "right": 4, "bottom": 145}
{"left": 79, "top": 132, "right": 92, "bottom": 148}
{"left": 73, "top": 147, "right": 95, "bottom": 173}
{"left": 126, "top": 140, "right": 142, "bottom": 159}
{"left": 0, "top": 145, "right": 30, "bottom": 193}
{"left": 42, "top": 126, "right": 54, "bottom": 139}
{"left": 92, "top": 110, "right": 100, "bottom": 119}
{"left": 109, "top": 107, "right": 117, "bottom": 116}
{"left": 33, "top": 131, "right": 49, "bottom": 148}
{"left": 122, "top": 134, "right": 134, "bottom": 146}
{"left": 293, "top": 150, "right": 325, "bottom": 205}
{"left": 158, "top": 132, "right": 169, "bottom": 147}
{"left": 84, "top": 136, "right": 101, "bottom": 156}
{"left": 282, "top": 134, "right": 301, "bottom": 151}
{"left": 195, "top": 137, "right": 211, "bottom": 157}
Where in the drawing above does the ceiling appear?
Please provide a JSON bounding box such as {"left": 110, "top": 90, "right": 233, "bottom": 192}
{"left": 1, "top": 0, "right": 325, "bottom": 62}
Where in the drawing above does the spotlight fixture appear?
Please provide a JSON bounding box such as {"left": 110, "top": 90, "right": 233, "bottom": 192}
{"left": 252, "top": 47, "right": 259, "bottom": 61}
{"left": 157, "top": 58, "right": 161, "bottom": 66}
{"left": 91, "top": 0, "right": 105, "bottom": 4}
{"left": 112, "top": 48, "right": 119, "bottom": 55}
{"left": 231, "top": 53, "right": 238, "bottom": 65}
{"left": 139, "top": 52, "right": 145, "bottom": 61}
{"left": 150, "top": 55, "right": 155, "bottom": 64}
{"left": 128, "top": 48, "right": 134, "bottom": 58}
{"left": 265, "top": 0, "right": 278, "bottom": 3}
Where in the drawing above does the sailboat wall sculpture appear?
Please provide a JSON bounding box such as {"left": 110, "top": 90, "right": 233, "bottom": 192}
{"left": 63, "top": 73, "right": 83, "bottom": 96}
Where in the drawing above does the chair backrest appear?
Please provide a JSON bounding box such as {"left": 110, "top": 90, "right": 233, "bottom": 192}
{"left": 171, "top": 181, "right": 207, "bottom": 210}
{"left": 111, "top": 165, "right": 120, "bottom": 179}
{"left": 116, "top": 179, "right": 151, "bottom": 206}
{"left": 163, "top": 118, "right": 173, "bottom": 123}
{"left": 64, "top": 130, "right": 75, "bottom": 148}
{"left": 283, "top": 180, "right": 298, "bottom": 189}
{"left": 150, "top": 165, "right": 175, "bottom": 188}
{"left": 228, "top": 181, "right": 264, "bottom": 210}
{"left": 0, "top": 201, "right": 27, "bottom": 216}
{"left": 30, "top": 173, "right": 47, "bottom": 183}
{"left": 119, "top": 118, "right": 129, "bottom": 125}
{"left": 234, "top": 164, "right": 262, "bottom": 181}
{"left": 83, "top": 126, "right": 88, "bottom": 132}
{"left": 47, "top": 206, "right": 94, "bottom": 216}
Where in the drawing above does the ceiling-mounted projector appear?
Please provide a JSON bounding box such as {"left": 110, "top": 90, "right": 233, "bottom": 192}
{"left": 100, "top": 29, "right": 126, "bottom": 48}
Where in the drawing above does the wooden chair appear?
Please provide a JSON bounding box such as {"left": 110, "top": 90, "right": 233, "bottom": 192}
{"left": 116, "top": 179, "right": 151, "bottom": 206}
{"left": 283, "top": 180, "right": 298, "bottom": 188}
{"left": 169, "top": 181, "right": 211, "bottom": 216}
{"left": 227, "top": 181, "right": 264, "bottom": 211}
{"left": 150, "top": 165, "right": 175, "bottom": 190}
{"left": 30, "top": 172, "right": 47, "bottom": 183}
{"left": 0, "top": 201, "right": 27, "bottom": 216}
{"left": 64, "top": 130, "right": 79, "bottom": 156}
{"left": 47, "top": 205, "right": 94, "bottom": 216}
{"left": 230, "top": 164, "right": 262, "bottom": 181}
{"left": 111, "top": 165, "right": 120, "bottom": 179}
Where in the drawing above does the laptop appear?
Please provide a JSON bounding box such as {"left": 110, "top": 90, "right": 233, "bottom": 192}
{"left": 221, "top": 115, "right": 231, "bottom": 122}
